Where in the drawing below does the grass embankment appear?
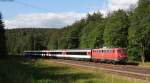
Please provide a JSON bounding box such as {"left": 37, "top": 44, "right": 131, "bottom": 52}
{"left": 139, "top": 62, "right": 150, "bottom": 68}
{"left": 0, "top": 57, "right": 149, "bottom": 83}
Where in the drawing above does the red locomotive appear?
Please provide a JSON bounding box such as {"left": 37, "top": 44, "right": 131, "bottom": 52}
{"left": 91, "top": 47, "right": 127, "bottom": 63}
{"left": 24, "top": 47, "right": 128, "bottom": 63}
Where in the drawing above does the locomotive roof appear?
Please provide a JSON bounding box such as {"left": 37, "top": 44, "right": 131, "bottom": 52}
{"left": 93, "top": 47, "right": 126, "bottom": 50}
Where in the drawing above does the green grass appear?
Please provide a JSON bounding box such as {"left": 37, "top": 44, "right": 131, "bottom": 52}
{"left": 0, "top": 57, "right": 149, "bottom": 83}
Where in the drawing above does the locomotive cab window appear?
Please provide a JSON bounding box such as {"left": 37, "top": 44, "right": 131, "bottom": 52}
{"left": 123, "top": 49, "right": 127, "bottom": 54}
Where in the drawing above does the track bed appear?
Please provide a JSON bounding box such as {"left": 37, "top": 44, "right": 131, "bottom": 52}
{"left": 50, "top": 59, "right": 150, "bottom": 80}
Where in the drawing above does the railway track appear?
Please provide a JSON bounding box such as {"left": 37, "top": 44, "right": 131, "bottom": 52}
{"left": 50, "top": 59, "right": 150, "bottom": 80}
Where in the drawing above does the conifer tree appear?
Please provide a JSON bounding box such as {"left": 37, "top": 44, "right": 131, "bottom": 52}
{"left": 0, "top": 12, "right": 7, "bottom": 57}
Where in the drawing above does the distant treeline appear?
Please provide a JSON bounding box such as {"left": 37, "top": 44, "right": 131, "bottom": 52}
{"left": 5, "top": 0, "right": 150, "bottom": 62}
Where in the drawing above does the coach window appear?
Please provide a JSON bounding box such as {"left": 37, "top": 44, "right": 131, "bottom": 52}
{"left": 67, "top": 52, "right": 87, "bottom": 55}
{"left": 81, "top": 52, "right": 86, "bottom": 55}
{"left": 50, "top": 52, "right": 62, "bottom": 54}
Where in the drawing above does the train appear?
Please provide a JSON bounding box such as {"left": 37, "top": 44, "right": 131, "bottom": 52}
{"left": 23, "top": 47, "right": 128, "bottom": 63}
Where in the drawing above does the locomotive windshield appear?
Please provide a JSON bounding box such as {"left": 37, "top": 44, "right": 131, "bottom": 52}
{"left": 122, "top": 49, "right": 127, "bottom": 54}
{"left": 117, "top": 49, "right": 127, "bottom": 54}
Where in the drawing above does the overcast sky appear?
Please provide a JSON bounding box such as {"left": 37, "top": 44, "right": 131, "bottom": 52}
{"left": 0, "top": 0, "right": 138, "bottom": 29}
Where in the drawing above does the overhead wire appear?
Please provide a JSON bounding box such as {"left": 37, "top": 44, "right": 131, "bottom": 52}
{"left": 13, "top": 0, "right": 51, "bottom": 12}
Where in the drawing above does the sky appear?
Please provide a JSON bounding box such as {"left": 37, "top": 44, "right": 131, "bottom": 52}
{"left": 0, "top": 0, "right": 139, "bottom": 29}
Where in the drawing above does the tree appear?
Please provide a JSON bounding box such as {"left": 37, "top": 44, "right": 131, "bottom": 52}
{"left": 47, "top": 31, "right": 60, "bottom": 49}
{"left": 0, "top": 12, "right": 7, "bottom": 57}
{"left": 103, "top": 10, "right": 129, "bottom": 48}
{"left": 6, "top": 28, "right": 58, "bottom": 55}
{"left": 128, "top": 0, "right": 150, "bottom": 63}
{"left": 67, "top": 19, "right": 86, "bottom": 49}
{"left": 80, "top": 12, "right": 104, "bottom": 48}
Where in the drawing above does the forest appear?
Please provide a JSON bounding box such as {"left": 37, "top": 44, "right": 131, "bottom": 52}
{"left": 1, "top": 0, "right": 150, "bottom": 62}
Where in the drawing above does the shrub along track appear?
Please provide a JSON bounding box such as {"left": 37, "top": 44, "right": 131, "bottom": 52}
{"left": 49, "top": 59, "right": 150, "bottom": 80}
